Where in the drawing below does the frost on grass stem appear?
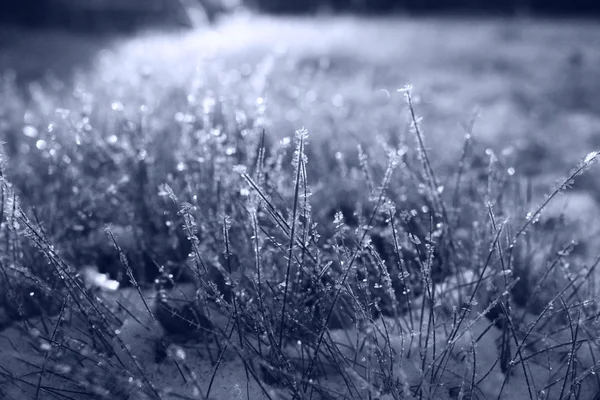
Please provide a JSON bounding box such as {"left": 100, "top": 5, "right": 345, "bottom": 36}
{"left": 179, "top": 202, "right": 199, "bottom": 239}
{"left": 158, "top": 183, "right": 177, "bottom": 203}
{"left": 398, "top": 83, "right": 414, "bottom": 95}
{"left": 583, "top": 150, "right": 600, "bottom": 166}
{"left": 292, "top": 127, "right": 309, "bottom": 170}
{"left": 292, "top": 127, "right": 312, "bottom": 215}
{"left": 516, "top": 149, "right": 600, "bottom": 241}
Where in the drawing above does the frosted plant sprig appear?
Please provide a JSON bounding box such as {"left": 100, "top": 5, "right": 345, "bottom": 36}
{"left": 512, "top": 150, "right": 600, "bottom": 244}
{"left": 238, "top": 167, "right": 318, "bottom": 265}
{"left": 279, "top": 128, "right": 308, "bottom": 351}
{"left": 403, "top": 85, "right": 456, "bottom": 262}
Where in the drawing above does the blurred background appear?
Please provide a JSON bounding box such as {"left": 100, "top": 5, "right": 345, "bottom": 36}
{"left": 1, "top": 0, "right": 599, "bottom": 32}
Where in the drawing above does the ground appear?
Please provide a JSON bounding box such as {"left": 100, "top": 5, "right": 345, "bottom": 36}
{"left": 1, "top": 14, "right": 600, "bottom": 400}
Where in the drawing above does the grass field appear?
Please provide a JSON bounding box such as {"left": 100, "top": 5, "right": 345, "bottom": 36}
{"left": 1, "top": 14, "right": 600, "bottom": 399}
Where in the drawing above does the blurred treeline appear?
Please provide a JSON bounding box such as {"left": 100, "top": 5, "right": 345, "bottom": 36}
{"left": 1, "top": 0, "right": 598, "bottom": 31}
{"left": 256, "top": 0, "right": 599, "bottom": 14}
{"left": 0, "top": 0, "right": 191, "bottom": 31}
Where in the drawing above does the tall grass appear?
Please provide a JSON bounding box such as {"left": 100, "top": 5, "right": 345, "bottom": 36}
{"left": 1, "top": 46, "right": 600, "bottom": 400}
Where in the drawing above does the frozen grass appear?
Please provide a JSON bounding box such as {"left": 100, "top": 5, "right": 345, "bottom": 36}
{"left": 1, "top": 15, "right": 600, "bottom": 400}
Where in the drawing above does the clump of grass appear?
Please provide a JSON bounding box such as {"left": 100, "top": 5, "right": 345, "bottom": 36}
{"left": 1, "top": 47, "right": 600, "bottom": 400}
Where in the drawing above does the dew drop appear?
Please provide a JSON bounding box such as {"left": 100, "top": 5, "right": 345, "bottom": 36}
{"left": 36, "top": 140, "right": 47, "bottom": 150}
{"left": 23, "top": 125, "right": 38, "bottom": 138}
{"left": 332, "top": 94, "right": 344, "bottom": 107}
{"left": 40, "top": 341, "right": 52, "bottom": 351}
{"left": 55, "top": 364, "right": 72, "bottom": 374}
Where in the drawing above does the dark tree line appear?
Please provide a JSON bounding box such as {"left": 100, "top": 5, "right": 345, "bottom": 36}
{"left": 1, "top": 0, "right": 598, "bottom": 30}
{"left": 254, "top": 0, "right": 600, "bottom": 15}
{"left": 0, "top": 0, "right": 197, "bottom": 31}
{"left": 0, "top": 0, "right": 235, "bottom": 30}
